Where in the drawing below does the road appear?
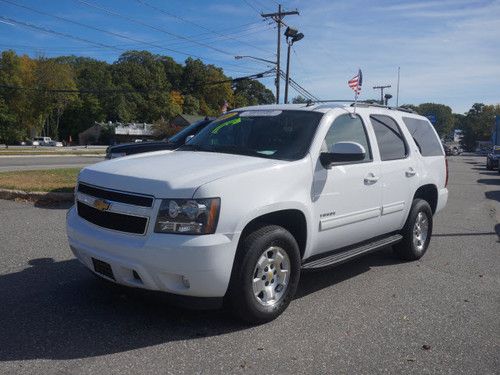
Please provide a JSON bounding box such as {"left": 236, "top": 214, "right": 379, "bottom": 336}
{"left": 0, "top": 155, "right": 104, "bottom": 172}
{"left": 0, "top": 155, "right": 498, "bottom": 374}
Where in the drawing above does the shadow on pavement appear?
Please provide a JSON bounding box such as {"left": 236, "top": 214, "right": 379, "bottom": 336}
{"left": 477, "top": 178, "right": 500, "bottom": 186}
{"left": 0, "top": 249, "right": 402, "bottom": 361}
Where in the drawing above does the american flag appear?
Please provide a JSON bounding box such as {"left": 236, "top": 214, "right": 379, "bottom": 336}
{"left": 348, "top": 69, "right": 363, "bottom": 95}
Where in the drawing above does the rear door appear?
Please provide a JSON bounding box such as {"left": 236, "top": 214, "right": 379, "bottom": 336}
{"left": 368, "top": 114, "right": 419, "bottom": 232}
{"left": 311, "top": 113, "right": 382, "bottom": 255}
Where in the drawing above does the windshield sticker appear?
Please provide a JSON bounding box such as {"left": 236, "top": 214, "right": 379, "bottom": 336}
{"left": 211, "top": 117, "right": 242, "bottom": 134}
{"left": 240, "top": 110, "right": 282, "bottom": 117}
{"left": 215, "top": 112, "right": 238, "bottom": 122}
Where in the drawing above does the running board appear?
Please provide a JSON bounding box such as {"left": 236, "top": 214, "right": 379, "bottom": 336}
{"left": 302, "top": 234, "right": 403, "bottom": 270}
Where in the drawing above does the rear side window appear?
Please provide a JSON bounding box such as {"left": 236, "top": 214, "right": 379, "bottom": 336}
{"left": 402, "top": 117, "right": 444, "bottom": 156}
{"left": 370, "top": 115, "right": 408, "bottom": 161}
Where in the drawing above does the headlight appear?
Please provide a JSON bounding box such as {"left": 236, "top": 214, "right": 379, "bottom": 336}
{"left": 154, "top": 198, "right": 220, "bottom": 235}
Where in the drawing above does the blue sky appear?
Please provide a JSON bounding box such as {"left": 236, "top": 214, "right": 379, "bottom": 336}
{"left": 1, "top": 0, "right": 499, "bottom": 113}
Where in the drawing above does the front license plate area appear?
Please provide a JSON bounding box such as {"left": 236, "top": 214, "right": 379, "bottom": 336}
{"left": 92, "top": 258, "right": 115, "bottom": 280}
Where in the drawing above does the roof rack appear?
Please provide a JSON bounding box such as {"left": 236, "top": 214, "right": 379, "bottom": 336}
{"left": 305, "top": 99, "right": 417, "bottom": 114}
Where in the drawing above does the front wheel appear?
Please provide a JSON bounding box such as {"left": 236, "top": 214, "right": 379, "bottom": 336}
{"left": 394, "top": 199, "right": 433, "bottom": 261}
{"left": 226, "top": 225, "right": 301, "bottom": 324}
{"left": 486, "top": 159, "right": 493, "bottom": 170}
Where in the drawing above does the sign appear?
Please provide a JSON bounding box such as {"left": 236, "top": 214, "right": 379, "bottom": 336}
{"left": 495, "top": 115, "right": 500, "bottom": 146}
{"left": 425, "top": 113, "right": 437, "bottom": 125}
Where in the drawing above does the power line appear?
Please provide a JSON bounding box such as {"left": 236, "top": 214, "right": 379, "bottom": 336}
{"left": 0, "top": 16, "right": 122, "bottom": 52}
{"left": 278, "top": 70, "right": 319, "bottom": 101}
{"left": 134, "top": 0, "right": 274, "bottom": 56}
{"left": 77, "top": 0, "right": 243, "bottom": 57}
{"left": 241, "top": 0, "right": 262, "bottom": 15}
{"left": 0, "top": 15, "right": 261, "bottom": 73}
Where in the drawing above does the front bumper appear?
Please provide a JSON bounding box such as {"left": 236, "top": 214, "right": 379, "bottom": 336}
{"left": 66, "top": 206, "right": 238, "bottom": 298}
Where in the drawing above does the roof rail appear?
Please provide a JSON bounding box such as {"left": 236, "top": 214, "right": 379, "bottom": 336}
{"left": 305, "top": 99, "right": 418, "bottom": 114}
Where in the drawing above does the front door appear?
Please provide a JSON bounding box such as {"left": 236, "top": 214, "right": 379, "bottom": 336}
{"left": 311, "top": 114, "right": 382, "bottom": 256}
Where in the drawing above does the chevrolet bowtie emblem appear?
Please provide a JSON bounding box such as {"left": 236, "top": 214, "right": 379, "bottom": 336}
{"left": 93, "top": 199, "right": 111, "bottom": 212}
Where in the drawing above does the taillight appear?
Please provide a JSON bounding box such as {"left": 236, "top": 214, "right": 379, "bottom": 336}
{"left": 445, "top": 158, "right": 449, "bottom": 187}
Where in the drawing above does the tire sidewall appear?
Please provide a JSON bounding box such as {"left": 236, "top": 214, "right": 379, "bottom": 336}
{"left": 229, "top": 225, "right": 301, "bottom": 323}
{"left": 407, "top": 199, "right": 433, "bottom": 259}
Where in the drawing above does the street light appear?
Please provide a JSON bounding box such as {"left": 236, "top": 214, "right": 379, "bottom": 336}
{"left": 234, "top": 55, "right": 278, "bottom": 102}
{"left": 284, "top": 27, "right": 304, "bottom": 103}
{"left": 234, "top": 55, "right": 277, "bottom": 66}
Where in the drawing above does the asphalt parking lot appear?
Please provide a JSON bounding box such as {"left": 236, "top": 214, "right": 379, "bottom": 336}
{"left": 0, "top": 155, "right": 498, "bottom": 374}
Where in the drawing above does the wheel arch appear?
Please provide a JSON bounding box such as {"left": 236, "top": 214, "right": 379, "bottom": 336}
{"left": 413, "top": 184, "right": 438, "bottom": 214}
{"left": 237, "top": 209, "right": 309, "bottom": 260}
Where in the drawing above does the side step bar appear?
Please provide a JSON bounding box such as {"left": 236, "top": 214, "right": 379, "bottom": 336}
{"left": 302, "top": 234, "right": 403, "bottom": 270}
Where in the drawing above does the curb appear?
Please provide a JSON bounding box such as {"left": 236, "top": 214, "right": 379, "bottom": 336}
{"left": 0, "top": 188, "right": 74, "bottom": 203}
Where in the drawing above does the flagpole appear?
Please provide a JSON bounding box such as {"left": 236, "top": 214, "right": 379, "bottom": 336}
{"left": 353, "top": 91, "right": 358, "bottom": 116}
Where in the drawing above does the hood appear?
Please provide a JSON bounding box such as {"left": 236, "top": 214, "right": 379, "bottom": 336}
{"left": 79, "top": 150, "right": 281, "bottom": 198}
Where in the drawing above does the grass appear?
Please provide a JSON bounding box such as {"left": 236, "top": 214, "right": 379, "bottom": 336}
{"left": 0, "top": 168, "right": 80, "bottom": 193}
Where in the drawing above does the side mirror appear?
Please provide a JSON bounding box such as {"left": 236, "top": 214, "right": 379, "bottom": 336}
{"left": 320, "top": 142, "right": 366, "bottom": 168}
{"left": 185, "top": 135, "right": 195, "bottom": 143}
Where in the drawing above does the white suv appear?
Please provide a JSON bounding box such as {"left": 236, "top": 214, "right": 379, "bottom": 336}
{"left": 66, "top": 103, "right": 448, "bottom": 323}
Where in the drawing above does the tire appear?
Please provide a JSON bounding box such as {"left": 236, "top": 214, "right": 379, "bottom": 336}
{"left": 226, "top": 225, "right": 301, "bottom": 324}
{"left": 394, "top": 199, "right": 433, "bottom": 261}
{"left": 486, "top": 159, "right": 493, "bottom": 170}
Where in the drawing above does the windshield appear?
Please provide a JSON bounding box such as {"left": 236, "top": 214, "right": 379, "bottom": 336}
{"left": 179, "top": 110, "right": 323, "bottom": 161}
{"left": 166, "top": 119, "right": 207, "bottom": 143}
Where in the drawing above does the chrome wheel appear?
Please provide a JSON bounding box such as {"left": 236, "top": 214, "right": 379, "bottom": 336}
{"left": 252, "top": 246, "right": 290, "bottom": 307}
{"left": 413, "top": 211, "right": 429, "bottom": 252}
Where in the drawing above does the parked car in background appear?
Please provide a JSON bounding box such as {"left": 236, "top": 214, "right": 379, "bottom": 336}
{"left": 443, "top": 142, "right": 462, "bottom": 156}
{"left": 68, "top": 103, "right": 448, "bottom": 323}
{"left": 48, "top": 140, "right": 64, "bottom": 147}
{"left": 33, "top": 136, "right": 53, "bottom": 146}
{"left": 486, "top": 146, "right": 500, "bottom": 170}
{"left": 105, "top": 117, "right": 213, "bottom": 159}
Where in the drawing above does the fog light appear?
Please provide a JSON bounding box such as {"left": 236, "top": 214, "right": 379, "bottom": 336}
{"left": 181, "top": 276, "right": 190, "bottom": 288}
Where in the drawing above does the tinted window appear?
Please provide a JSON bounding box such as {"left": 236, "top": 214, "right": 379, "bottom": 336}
{"left": 402, "top": 117, "right": 444, "bottom": 156}
{"left": 181, "top": 110, "right": 323, "bottom": 161}
{"left": 324, "top": 114, "right": 371, "bottom": 162}
{"left": 370, "top": 115, "right": 407, "bottom": 161}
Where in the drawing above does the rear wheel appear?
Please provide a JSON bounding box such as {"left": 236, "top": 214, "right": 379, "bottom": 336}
{"left": 394, "top": 199, "right": 433, "bottom": 261}
{"left": 226, "top": 225, "right": 301, "bottom": 324}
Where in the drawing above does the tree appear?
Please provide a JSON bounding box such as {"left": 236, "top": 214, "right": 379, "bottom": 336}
{"left": 233, "top": 79, "right": 275, "bottom": 107}
{"left": 415, "top": 103, "right": 454, "bottom": 137}
{"left": 292, "top": 95, "right": 308, "bottom": 104}
{"left": 183, "top": 95, "right": 200, "bottom": 115}
{"left": 35, "top": 57, "right": 78, "bottom": 139}
{"left": 460, "top": 103, "right": 500, "bottom": 150}
{"left": 151, "top": 117, "right": 181, "bottom": 138}
{"left": 0, "top": 98, "right": 22, "bottom": 144}
{"left": 112, "top": 51, "right": 172, "bottom": 122}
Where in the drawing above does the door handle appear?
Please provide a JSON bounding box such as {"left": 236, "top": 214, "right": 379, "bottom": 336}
{"left": 405, "top": 167, "right": 416, "bottom": 177}
{"left": 364, "top": 173, "right": 379, "bottom": 185}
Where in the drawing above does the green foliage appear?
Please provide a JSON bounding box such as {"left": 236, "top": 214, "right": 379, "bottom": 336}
{"left": 233, "top": 80, "right": 275, "bottom": 107}
{"left": 292, "top": 95, "right": 308, "bottom": 104}
{"left": 415, "top": 103, "right": 454, "bottom": 136}
{"left": 460, "top": 103, "right": 500, "bottom": 149}
{"left": 0, "top": 98, "right": 22, "bottom": 144}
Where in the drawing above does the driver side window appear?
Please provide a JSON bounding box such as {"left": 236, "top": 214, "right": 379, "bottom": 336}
{"left": 323, "top": 114, "right": 372, "bottom": 162}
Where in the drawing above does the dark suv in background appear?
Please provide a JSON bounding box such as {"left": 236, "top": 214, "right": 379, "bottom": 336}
{"left": 486, "top": 146, "right": 500, "bottom": 170}
{"left": 105, "top": 118, "right": 213, "bottom": 159}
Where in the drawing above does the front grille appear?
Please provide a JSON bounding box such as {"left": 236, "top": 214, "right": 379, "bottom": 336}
{"left": 78, "top": 183, "right": 153, "bottom": 207}
{"left": 77, "top": 201, "right": 148, "bottom": 235}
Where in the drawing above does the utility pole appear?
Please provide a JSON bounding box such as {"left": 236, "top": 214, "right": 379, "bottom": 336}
{"left": 396, "top": 67, "right": 400, "bottom": 107}
{"left": 262, "top": 5, "right": 299, "bottom": 104}
{"left": 373, "top": 85, "right": 391, "bottom": 105}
